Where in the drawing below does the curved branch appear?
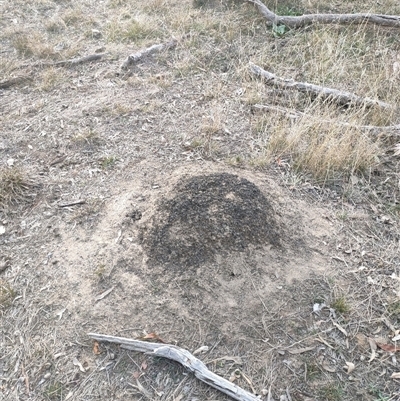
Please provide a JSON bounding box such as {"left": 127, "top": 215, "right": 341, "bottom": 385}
{"left": 249, "top": 63, "right": 392, "bottom": 109}
{"left": 88, "top": 332, "right": 260, "bottom": 401}
{"left": 246, "top": 0, "right": 400, "bottom": 28}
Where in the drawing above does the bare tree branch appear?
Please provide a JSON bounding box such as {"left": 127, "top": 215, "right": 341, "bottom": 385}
{"left": 121, "top": 39, "right": 178, "bottom": 70}
{"left": 88, "top": 332, "right": 260, "bottom": 401}
{"left": 246, "top": 0, "right": 400, "bottom": 28}
{"left": 249, "top": 63, "right": 392, "bottom": 109}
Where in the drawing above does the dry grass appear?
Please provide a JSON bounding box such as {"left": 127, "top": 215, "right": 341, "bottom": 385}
{"left": 0, "top": 279, "right": 16, "bottom": 309}
{"left": 0, "top": 168, "right": 36, "bottom": 211}
{"left": 253, "top": 103, "right": 383, "bottom": 182}
{"left": 2, "top": 0, "right": 400, "bottom": 400}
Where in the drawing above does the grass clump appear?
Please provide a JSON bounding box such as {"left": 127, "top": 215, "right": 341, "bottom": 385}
{"left": 99, "top": 156, "right": 117, "bottom": 170}
{"left": 72, "top": 130, "right": 101, "bottom": 148}
{"left": 331, "top": 296, "right": 350, "bottom": 314}
{"left": 39, "top": 68, "right": 63, "bottom": 91}
{"left": 45, "top": 18, "right": 66, "bottom": 34}
{"left": 0, "top": 279, "right": 16, "bottom": 309}
{"left": 304, "top": 360, "right": 320, "bottom": 380}
{"left": 0, "top": 168, "right": 35, "bottom": 211}
{"left": 319, "top": 383, "right": 343, "bottom": 401}
{"left": 44, "top": 381, "right": 66, "bottom": 401}
{"left": 257, "top": 104, "right": 381, "bottom": 183}
{"left": 12, "top": 32, "right": 55, "bottom": 59}
{"left": 105, "top": 14, "right": 160, "bottom": 43}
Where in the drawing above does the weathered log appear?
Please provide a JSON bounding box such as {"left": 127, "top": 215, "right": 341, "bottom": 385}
{"left": 249, "top": 63, "right": 392, "bottom": 109}
{"left": 52, "top": 53, "right": 105, "bottom": 67}
{"left": 121, "top": 39, "right": 177, "bottom": 69}
{"left": 246, "top": 0, "right": 400, "bottom": 29}
{"left": 88, "top": 332, "right": 260, "bottom": 401}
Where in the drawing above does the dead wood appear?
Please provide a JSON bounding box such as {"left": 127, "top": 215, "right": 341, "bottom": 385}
{"left": 249, "top": 63, "right": 392, "bottom": 109}
{"left": 88, "top": 332, "right": 260, "bottom": 401}
{"left": 58, "top": 199, "right": 86, "bottom": 207}
{"left": 52, "top": 53, "right": 105, "bottom": 67}
{"left": 120, "top": 39, "right": 178, "bottom": 69}
{"left": 252, "top": 104, "right": 400, "bottom": 135}
{"left": 0, "top": 75, "right": 32, "bottom": 89}
{"left": 246, "top": 0, "right": 400, "bottom": 29}
{"left": 18, "top": 53, "right": 106, "bottom": 70}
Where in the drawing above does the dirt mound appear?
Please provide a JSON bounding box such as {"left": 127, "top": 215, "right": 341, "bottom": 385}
{"left": 143, "top": 173, "right": 280, "bottom": 267}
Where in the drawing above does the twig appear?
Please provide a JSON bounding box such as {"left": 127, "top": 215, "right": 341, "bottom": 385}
{"left": 21, "top": 363, "right": 30, "bottom": 395}
{"left": 52, "top": 53, "right": 106, "bottom": 67}
{"left": 0, "top": 76, "right": 32, "bottom": 89}
{"left": 249, "top": 63, "right": 392, "bottom": 109}
{"left": 252, "top": 104, "right": 400, "bottom": 134}
{"left": 88, "top": 332, "right": 260, "bottom": 401}
{"left": 246, "top": 0, "right": 400, "bottom": 29}
{"left": 18, "top": 53, "right": 106, "bottom": 70}
{"left": 58, "top": 199, "right": 86, "bottom": 208}
{"left": 121, "top": 39, "right": 178, "bottom": 69}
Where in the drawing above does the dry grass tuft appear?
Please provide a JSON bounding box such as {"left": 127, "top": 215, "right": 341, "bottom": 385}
{"left": 0, "top": 168, "right": 36, "bottom": 211}
{"left": 45, "top": 17, "right": 67, "bottom": 34}
{"left": 12, "top": 32, "right": 56, "bottom": 59}
{"left": 0, "top": 279, "right": 16, "bottom": 309}
{"left": 72, "top": 129, "right": 102, "bottom": 149}
{"left": 254, "top": 103, "right": 382, "bottom": 182}
{"left": 39, "top": 67, "right": 65, "bottom": 91}
{"left": 105, "top": 13, "right": 162, "bottom": 43}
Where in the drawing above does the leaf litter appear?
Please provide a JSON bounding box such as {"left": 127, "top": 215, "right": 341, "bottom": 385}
{"left": 1, "top": 0, "right": 400, "bottom": 400}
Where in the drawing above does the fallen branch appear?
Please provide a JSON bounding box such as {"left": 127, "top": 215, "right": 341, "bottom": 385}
{"left": 252, "top": 104, "right": 400, "bottom": 134}
{"left": 246, "top": 0, "right": 400, "bottom": 29}
{"left": 52, "top": 53, "right": 106, "bottom": 67}
{"left": 88, "top": 332, "right": 260, "bottom": 401}
{"left": 58, "top": 199, "right": 86, "bottom": 208}
{"left": 121, "top": 38, "right": 178, "bottom": 69}
{"left": 249, "top": 63, "right": 392, "bottom": 109}
{"left": 0, "top": 75, "right": 32, "bottom": 89}
{"left": 18, "top": 53, "right": 106, "bottom": 70}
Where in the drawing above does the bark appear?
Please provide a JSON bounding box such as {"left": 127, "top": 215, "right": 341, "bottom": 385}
{"left": 88, "top": 332, "right": 260, "bottom": 401}
{"left": 249, "top": 63, "right": 392, "bottom": 109}
{"left": 246, "top": 0, "right": 400, "bottom": 28}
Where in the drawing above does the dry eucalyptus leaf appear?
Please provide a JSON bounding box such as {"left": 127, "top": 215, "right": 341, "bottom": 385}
{"left": 344, "top": 361, "right": 355, "bottom": 374}
{"left": 73, "top": 357, "right": 86, "bottom": 372}
{"left": 322, "top": 363, "right": 336, "bottom": 373}
{"left": 193, "top": 345, "right": 209, "bottom": 355}
{"left": 376, "top": 342, "right": 400, "bottom": 353}
{"left": 288, "top": 346, "right": 315, "bottom": 355}
{"left": 331, "top": 319, "right": 348, "bottom": 337}
{"left": 368, "top": 337, "right": 377, "bottom": 362}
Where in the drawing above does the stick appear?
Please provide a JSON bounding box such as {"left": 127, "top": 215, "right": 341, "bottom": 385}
{"left": 52, "top": 53, "right": 105, "bottom": 67}
{"left": 18, "top": 54, "right": 106, "bottom": 70}
{"left": 252, "top": 104, "right": 400, "bottom": 134}
{"left": 249, "top": 63, "right": 392, "bottom": 109}
{"left": 121, "top": 39, "right": 177, "bottom": 69}
{"left": 246, "top": 0, "right": 400, "bottom": 29}
{"left": 0, "top": 76, "right": 32, "bottom": 89}
{"left": 58, "top": 199, "right": 86, "bottom": 208}
{"left": 88, "top": 333, "right": 260, "bottom": 401}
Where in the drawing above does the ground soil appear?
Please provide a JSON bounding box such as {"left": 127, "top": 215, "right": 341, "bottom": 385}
{"left": 1, "top": 1, "right": 400, "bottom": 401}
